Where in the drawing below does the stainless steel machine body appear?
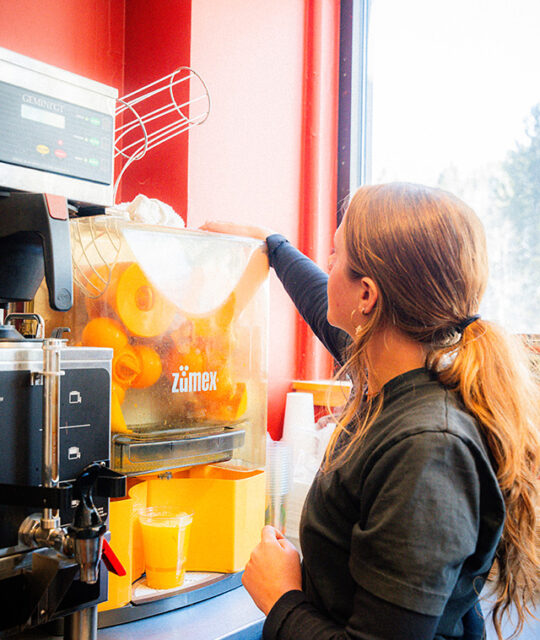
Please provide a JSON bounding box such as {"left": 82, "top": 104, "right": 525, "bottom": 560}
{"left": 0, "top": 341, "right": 115, "bottom": 637}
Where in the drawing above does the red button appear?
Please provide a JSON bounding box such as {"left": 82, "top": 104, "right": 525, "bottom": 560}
{"left": 55, "top": 149, "right": 67, "bottom": 159}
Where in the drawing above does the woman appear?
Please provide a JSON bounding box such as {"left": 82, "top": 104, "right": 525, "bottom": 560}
{"left": 202, "top": 183, "right": 539, "bottom": 640}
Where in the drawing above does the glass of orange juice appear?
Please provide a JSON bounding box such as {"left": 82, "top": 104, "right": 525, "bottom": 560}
{"left": 139, "top": 507, "right": 193, "bottom": 589}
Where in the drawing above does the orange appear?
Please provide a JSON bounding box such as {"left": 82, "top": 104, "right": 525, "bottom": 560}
{"left": 79, "top": 264, "right": 112, "bottom": 298}
{"left": 111, "top": 389, "right": 130, "bottom": 434}
{"left": 131, "top": 344, "right": 163, "bottom": 389}
{"left": 191, "top": 316, "right": 213, "bottom": 339}
{"left": 114, "top": 263, "right": 177, "bottom": 338}
{"left": 202, "top": 366, "right": 235, "bottom": 422}
{"left": 205, "top": 366, "right": 235, "bottom": 400}
{"left": 81, "top": 317, "right": 128, "bottom": 356}
{"left": 164, "top": 345, "right": 205, "bottom": 381}
{"left": 198, "top": 330, "right": 234, "bottom": 369}
{"left": 113, "top": 344, "right": 142, "bottom": 387}
{"left": 112, "top": 381, "right": 126, "bottom": 404}
{"left": 169, "top": 322, "right": 193, "bottom": 350}
{"left": 190, "top": 296, "right": 236, "bottom": 340}
{"left": 205, "top": 382, "right": 248, "bottom": 422}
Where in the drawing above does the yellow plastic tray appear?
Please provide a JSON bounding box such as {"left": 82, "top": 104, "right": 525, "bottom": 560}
{"left": 291, "top": 379, "right": 351, "bottom": 407}
{"left": 100, "top": 465, "right": 265, "bottom": 611}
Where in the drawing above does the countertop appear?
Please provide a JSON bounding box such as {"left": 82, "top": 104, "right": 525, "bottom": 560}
{"left": 99, "top": 586, "right": 264, "bottom": 640}
{"left": 15, "top": 586, "right": 265, "bottom": 640}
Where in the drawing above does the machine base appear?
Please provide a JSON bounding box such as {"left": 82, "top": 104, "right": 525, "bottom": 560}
{"left": 98, "top": 571, "right": 243, "bottom": 628}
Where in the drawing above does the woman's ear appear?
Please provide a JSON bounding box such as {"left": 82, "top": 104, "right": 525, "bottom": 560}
{"left": 359, "top": 277, "right": 378, "bottom": 315}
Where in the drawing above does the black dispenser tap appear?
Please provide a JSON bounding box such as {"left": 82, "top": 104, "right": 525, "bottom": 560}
{"left": 68, "top": 463, "right": 126, "bottom": 585}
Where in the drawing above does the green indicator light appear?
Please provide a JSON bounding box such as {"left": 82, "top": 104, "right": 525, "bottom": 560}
{"left": 88, "top": 158, "right": 100, "bottom": 167}
{"left": 90, "top": 117, "right": 101, "bottom": 126}
{"left": 89, "top": 138, "right": 100, "bottom": 146}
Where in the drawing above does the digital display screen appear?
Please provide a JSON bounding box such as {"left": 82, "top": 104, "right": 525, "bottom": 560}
{"left": 21, "top": 103, "right": 66, "bottom": 129}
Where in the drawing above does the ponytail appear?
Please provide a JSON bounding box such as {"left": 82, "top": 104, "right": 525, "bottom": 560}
{"left": 428, "top": 321, "right": 540, "bottom": 639}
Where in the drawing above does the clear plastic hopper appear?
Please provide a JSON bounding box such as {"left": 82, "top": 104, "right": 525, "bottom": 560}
{"left": 36, "top": 215, "right": 269, "bottom": 475}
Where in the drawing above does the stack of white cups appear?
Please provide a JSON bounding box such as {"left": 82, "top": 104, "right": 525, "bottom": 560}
{"left": 265, "top": 436, "right": 291, "bottom": 533}
{"left": 281, "top": 392, "right": 317, "bottom": 549}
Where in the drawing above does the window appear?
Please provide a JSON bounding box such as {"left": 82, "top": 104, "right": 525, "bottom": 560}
{"left": 362, "top": 0, "right": 540, "bottom": 333}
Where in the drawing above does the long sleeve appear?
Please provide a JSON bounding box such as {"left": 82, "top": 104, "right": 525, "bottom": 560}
{"left": 263, "top": 585, "right": 440, "bottom": 640}
{"left": 266, "top": 234, "right": 349, "bottom": 365}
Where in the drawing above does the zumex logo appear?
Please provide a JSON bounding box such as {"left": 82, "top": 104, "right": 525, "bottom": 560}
{"left": 171, "top": 366, "right": 218, "bottom": 393}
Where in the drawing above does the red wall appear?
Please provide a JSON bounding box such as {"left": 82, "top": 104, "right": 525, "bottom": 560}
{"left": 119, "top": 0, "right": 192, "bottom": 211}
{"left": 0, "top": 0, "right": 125, "bottom": 89}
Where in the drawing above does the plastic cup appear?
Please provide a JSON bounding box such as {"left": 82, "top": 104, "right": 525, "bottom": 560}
{"left": 138, "top": 507, "right": 193, "bottom": 590}
{"left": 282, "top": 392, "right": 315, "bottom": 442}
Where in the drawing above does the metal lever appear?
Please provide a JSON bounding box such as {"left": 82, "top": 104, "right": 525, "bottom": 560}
{"left": 42, "top": 337, "right": 64, "bottom": 531}
{"left": 51, "top": 326, "right": 71, "bottom": 339}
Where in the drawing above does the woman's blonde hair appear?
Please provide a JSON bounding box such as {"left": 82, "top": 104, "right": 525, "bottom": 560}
{"left": 324, "top": 182, "right": 540, "bottom": 639}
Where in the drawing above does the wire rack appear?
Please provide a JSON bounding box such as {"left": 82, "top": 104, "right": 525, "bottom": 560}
{"left": 113, "top": 66, "right": 211, "bottom": 202}
{"left": 71, "top": 66, "right": 210, "bottom": 297}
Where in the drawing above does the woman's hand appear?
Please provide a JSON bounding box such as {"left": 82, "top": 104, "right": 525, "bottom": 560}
{"left": 242, "top": 525, "right": 302, "bottom": 615}
{"left": 200, "top": 220, "right": 276, "bottom": 241}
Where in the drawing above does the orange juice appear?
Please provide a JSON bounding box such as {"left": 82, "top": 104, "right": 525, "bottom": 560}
{"left": 139, "top": 508, "right": 193, "bottom": 589}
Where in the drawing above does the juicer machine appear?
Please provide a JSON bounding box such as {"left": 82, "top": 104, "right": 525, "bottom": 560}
{"left": 0, "top": 46, "right": 269, "bottom": 631}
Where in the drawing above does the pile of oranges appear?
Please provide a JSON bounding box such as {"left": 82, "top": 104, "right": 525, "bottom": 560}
{"left": 79, "top": 261, "right": 248, "bottom": 433}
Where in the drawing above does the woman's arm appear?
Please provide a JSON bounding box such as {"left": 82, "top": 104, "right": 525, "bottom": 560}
{"left": 264, "top": 586, "right": 439, "bottom": 640}
{"left": 266, "top": 235, "right": 349, "bottom": 365}
{"left": 201, "top": 222, "right": 349, "bottom": 364}
{"left": 242, "top": 528, "right": 439, "bottom": 640}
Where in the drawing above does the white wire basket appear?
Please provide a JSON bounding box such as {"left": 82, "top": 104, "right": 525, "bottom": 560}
{"left": 113, "top": 66, "right": 211, "bottom": 201}
{"left": 71, "top": 66, "right": 210, "bottom": 298}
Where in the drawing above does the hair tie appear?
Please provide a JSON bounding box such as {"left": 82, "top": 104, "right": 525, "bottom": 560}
{"left": 456, "top": 314, "right": 481, "bottom": 333}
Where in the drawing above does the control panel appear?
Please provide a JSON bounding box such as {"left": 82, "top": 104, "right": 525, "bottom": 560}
{"left": 0, "top": 81, "right": 113, "bottom": 185}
